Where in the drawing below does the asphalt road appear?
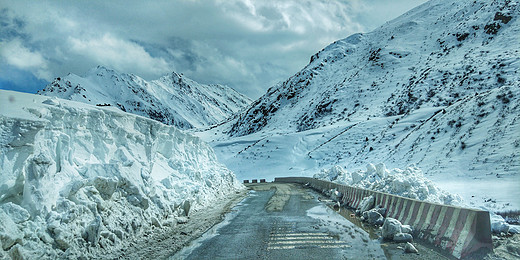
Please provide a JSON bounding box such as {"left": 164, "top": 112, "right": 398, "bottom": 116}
{"left": 171, "top": 183, "right": 386, "bottom": 259}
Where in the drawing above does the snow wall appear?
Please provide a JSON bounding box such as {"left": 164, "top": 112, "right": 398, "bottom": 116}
{"left": 0, "top": 90, "right": 243, "bottom": 258}
{"left": 275, "top": 177, "right": 492, "bottom": 259}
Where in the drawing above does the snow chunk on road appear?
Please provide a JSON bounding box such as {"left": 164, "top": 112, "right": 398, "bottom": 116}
{"left": 0, "top": 90, "right": 243, "bottom": 258}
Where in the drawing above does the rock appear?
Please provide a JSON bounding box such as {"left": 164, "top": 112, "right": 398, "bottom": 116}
{"left": 394, "top": 232, "right": 413, "bottom": 243}
{"left": 382, "top": 218, "right": 403, "bottom": 240}
{"left": 366, "top": 210, "right": 384, "bottom": 226}
{"left": 382, "top": 217, "right": 415, "bottom": 242}
{"left": 54, "top": 230, "right": 71, "bottom": 250}
{"left": 8, "top": 244, "right": 25, "bottom": 259}
{"left": 366, "top": 163, "right": 376, "bottom": 173}
{"left": 359, "top": 195, "right": 375, "bottom": 212}
{"left": 492, "top": 219, "right": 511, "bottom": 233}
{"left": 405, "top": 242, "right": 419, "bottom": 253}
{"left": 0, "top": 243, "right": 6, "bottom": 258}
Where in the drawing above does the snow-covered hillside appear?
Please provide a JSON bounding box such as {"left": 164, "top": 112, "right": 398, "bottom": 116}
{"left": 37, "top": 66, "right": 252, "bottom": 129}
{"left": 0, "top": 90, "right": 243, "bottom": 258}
{"left": 196, "top": 0, "right": 519, "bottom": 212}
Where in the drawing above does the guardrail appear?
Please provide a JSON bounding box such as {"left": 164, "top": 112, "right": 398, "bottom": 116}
{"left": 274, "top": 177, "right": 492, "bottom": 259}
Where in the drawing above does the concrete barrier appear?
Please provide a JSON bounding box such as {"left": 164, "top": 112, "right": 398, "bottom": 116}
{"left": 275, "top": 177, "right": 492, "bottom": 259}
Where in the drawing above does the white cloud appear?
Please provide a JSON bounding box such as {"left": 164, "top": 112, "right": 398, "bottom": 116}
{"left": 67, "top": 34, "right": 171, "bottom": 78}
{"left": 217, "top": 0, "right": 363, "bottom": 35}
{"left": 0, "top": 0, "right": 427, "bottom": 97}
{"left": 0, "top": 38, "right": 51, "bottom": 80}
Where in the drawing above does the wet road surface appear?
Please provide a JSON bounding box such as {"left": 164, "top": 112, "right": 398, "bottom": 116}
{"left": 172, "top": 183, "right": 385, "bottom": 259}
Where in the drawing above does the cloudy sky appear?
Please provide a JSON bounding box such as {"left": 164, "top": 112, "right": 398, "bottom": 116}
{"left": 0, "top": 0, "right": 427, "bottom": 98}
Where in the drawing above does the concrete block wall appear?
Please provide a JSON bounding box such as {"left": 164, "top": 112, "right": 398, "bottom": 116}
{"left": 274, "top": 177, "right": 492, "bottom": 259}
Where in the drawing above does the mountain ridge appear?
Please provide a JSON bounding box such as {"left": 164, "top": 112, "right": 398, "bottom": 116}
{"left": 38, "top": 66, "right": 252, "bottom": 129}
{"left": 198, "top": 0, "right": 519, "bottom": 211}
{"left": 227, "top": 0, "right": 518, "bottom": 137}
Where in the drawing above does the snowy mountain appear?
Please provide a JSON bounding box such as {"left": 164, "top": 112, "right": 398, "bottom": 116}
{"left": 37, "top": 66, "right": 252, "bottom": 129}
{"left": 229, "top": 0, "right": 518, "bottom": 136}
{"left": 197, "top": 0, "right": 519, "bottom": 212}
{"left": 0, "top": 90, "right": 243, "bottom": 258}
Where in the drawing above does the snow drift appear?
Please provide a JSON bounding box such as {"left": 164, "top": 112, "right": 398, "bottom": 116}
{"left": 313, "top": 163, "right": 461, "bottom": 206}
{"left": 0, "top": 90, "right": 243, "bottom": 258}
{"left": 314, "top": 163, "right": 520, "bottom": 234}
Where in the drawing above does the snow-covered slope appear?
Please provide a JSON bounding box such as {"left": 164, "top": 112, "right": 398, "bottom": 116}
{"left": 197, "top": 0, "right": 519, "bottom": 212}
{"left": 37, "top": 66, "right": 252, "bottom": 129}
{"left": 229, "top": 0, "right": 518, "bottom": 136}
{"left": 0, "top": 90, "right": 243, "bottom": 258}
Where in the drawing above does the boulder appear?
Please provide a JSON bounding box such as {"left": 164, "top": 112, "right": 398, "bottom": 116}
{"left": 366, "top": 210, "right": 384, "bottom": 226}
{"left": 382, "top": 218, "right": 403, "bottom": 240}
{"left": 382, "top": 218, "right": 415, "bottom": 242}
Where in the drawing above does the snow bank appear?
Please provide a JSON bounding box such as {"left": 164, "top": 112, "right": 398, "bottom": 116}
{"left": 315, "top": 163, "right": 519, "bottom": 234}
{"left": 314, "top": 163, "right": 461, "bottom": 205}
{"left": 0, "top": 90, "right": 243, "bottom": 258}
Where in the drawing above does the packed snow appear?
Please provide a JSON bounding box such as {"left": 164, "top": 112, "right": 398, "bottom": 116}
{"left": 313, "top": 163, "right": 462, "bottom": 206}
{"left": 0, "top": 90, "right": 243, "bottom": 258}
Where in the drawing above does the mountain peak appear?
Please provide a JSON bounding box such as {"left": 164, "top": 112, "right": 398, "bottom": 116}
{"left": 38, "top": 66, "right": 252, "bottom": 129}
{"left": 87, "top": 65, "right": 117, "bottom": 76}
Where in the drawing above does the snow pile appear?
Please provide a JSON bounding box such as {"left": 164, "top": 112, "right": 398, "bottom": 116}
{"left": 491, "top": 214, "right": 520, "bottom": 234}
{"left": 314, "top": 163, "right": 461, "bottom": 206}
{"left": 315, "top": 163, "right": 520, "bottom": 234}
{"left": 0, "top": 90, "right": 243, "bottom": 258}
